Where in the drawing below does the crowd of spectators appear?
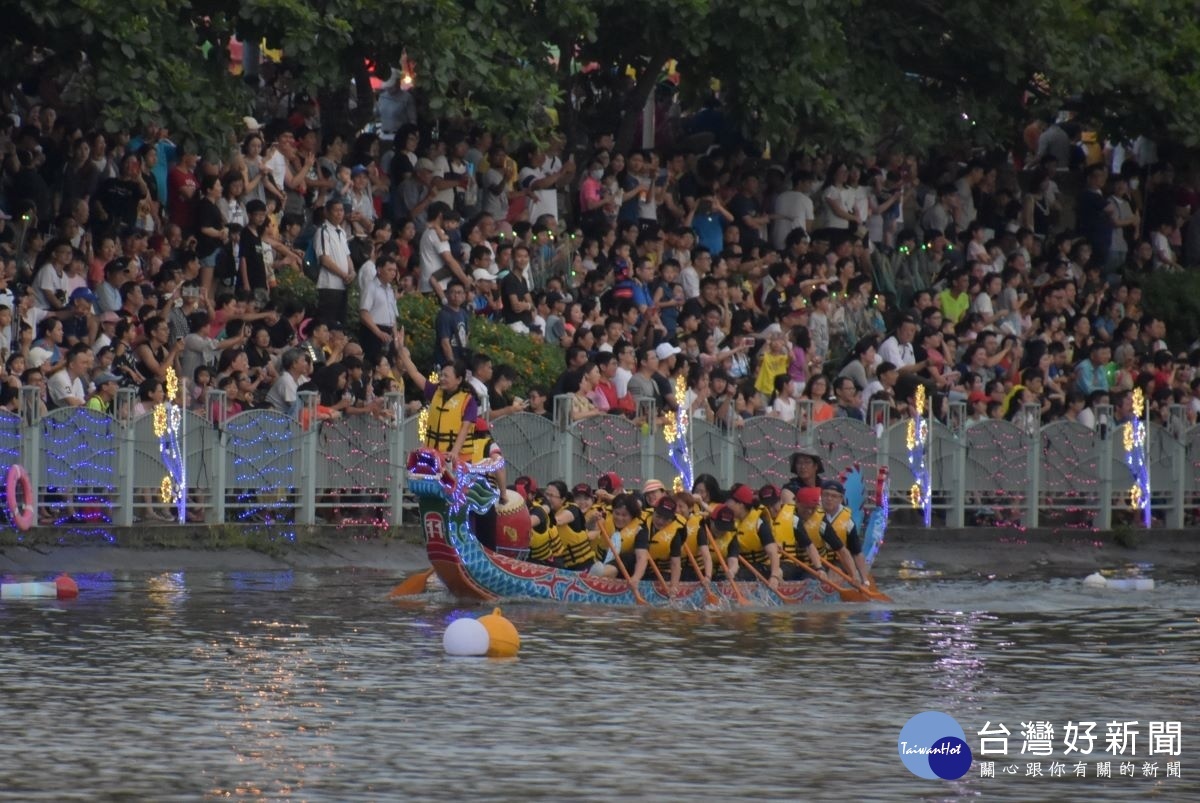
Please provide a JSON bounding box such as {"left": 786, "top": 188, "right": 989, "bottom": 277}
{"left": 2, "top": 67, "right": 1199, "bottom": 440}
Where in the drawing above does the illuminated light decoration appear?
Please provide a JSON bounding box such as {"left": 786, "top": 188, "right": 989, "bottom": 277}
{"left": 1123, "top": 387, "right": 1151, "bottom": 527}
{"left": 41, "top": 410, "right": 118, "bottom": 528}
{"left": 906, "top": 383, "right": 932, "bottom": 526}
{"left": 0, "top": 414, "right": 24, "bottom": 530}
{"left": 415, "top": 370, "right": 438, "bottom": 445}
{"left": 665, "top": 374, "right": 694, "bottom": 493}
{"left": 405, "top": 448, "right": 501, "bottom": 516}
{"left": 155, "top": 367, "right": 187, "bottom": 522}
{"left": 226, "top": 411, "right": 297, "bottom": 525}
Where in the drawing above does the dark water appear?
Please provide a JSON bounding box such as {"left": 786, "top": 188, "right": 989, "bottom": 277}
{"left": 1, "top": 570, "right": 1197, "bottom": 802}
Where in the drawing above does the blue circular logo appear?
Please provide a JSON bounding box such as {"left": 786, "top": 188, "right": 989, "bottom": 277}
{"left": 898, "top": 711, "right": 973, "bottom": 780}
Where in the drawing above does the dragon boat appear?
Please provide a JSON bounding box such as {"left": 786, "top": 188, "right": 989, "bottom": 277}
{"left": 405, "top": 448, "right": 889, "bottom": 609}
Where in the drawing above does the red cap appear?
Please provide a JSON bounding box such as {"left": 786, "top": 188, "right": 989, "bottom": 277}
{"left": 654, "top": 496, "right": 678, "bottom": 516}
{"left": 598, "top": 472, "right": 623, "bottom": 493}
{"left": 572, "top": 482, "right": 594, "bottom": 498}
{"left": 968, "top": 391, "right": 988, "bottom": 405}
{"left": 758, "top": 484, "right": 781, "bottom": 505}
{"left": 795, "top": 487, "right": 822, "bottom": 508}
{"left": 709, "top": 504, "right": 736, "bottom": 531}
{"left": 474, "top": 417, "right": 490, "bottom": 432}
{"left": 731, "top": 485, "right": 755, "bottom": 506}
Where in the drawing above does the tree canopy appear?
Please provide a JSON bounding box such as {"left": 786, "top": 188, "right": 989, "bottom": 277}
{"left": 6, "top": 0, "right": 1200, "bottom": 153}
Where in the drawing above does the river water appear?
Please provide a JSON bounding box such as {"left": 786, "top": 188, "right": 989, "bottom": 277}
{"left": 1, "top": 569, "right": 1197, "bottom": 801}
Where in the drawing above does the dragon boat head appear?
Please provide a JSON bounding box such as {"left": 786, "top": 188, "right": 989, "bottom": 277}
{"left": 405, "top": 448, "right": 501, "bottom": 515}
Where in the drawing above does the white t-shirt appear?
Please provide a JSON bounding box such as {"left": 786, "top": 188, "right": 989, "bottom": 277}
{"left": 878, "top": 335, "right": 916, "bottom": 368}
{"left": 265, "top": 150, "right": 288, "bottom": 192}
{"left": 48, "top": 370, "right": 85, "bottom": 406}
{"left": 520, "top": 166, "right": 559, "bottom": 223}
{"left": 33, "top": 264, "right": 66, "bottom": 310}
{"left": 432, "top": 155, "right": 454, "bottom": 206}
{"left": 680, "top": 265, "right": 701, "bottom": 299}
{"left": 771, "top": 190, "right": 814, "bottom": 250}
{"left": 418, "top": 228, "right": 452, "bottom": 293}
{"left": 818, "top": 185, "right": 857, "bottom": 230}
{"left": 359, "top": 274, "right": 397, "bottom": 328}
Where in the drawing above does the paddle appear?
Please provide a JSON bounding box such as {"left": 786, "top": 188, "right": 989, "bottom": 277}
{"left": 644, "top": 552, "right": 678, "bottom": 601}
{"left": 705, "top": 533, "right": 749, "bottom": 605}
{"left": 388, "top": 568, "right": 435, "bottom": 597}
{"left": 599, "top": 527, "right": 647, "bottom": 606}
{"left": 779, "top": 550, "right": 851, "bottom": 593}
{"left": 736, "top": 555, "right": 792, "bottom": 604}
{"left": 682, "top": 544, "right": 721, "bottom": 606}
{"left": 821, "top": 557, "right": 892, "bottom": 602}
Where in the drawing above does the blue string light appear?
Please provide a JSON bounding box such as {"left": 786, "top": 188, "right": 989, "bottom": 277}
{"left": 1124, "top": 388, "right": 1151, "bottom": 527}
{"left": 42, "top": 410, "right": 118, "bottom": 527}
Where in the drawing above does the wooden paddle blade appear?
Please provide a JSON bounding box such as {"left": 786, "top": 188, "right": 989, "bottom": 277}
{"left": 388, "top": 568, "right": 435, "bottom": 597}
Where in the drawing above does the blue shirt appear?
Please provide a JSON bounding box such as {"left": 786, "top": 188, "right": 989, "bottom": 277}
{"left": 692, "top": 212, "right": 724, "bottom": 255}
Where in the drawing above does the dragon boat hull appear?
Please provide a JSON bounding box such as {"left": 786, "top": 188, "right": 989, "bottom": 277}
{"left": 407, "top": 449, "right": 888, "bottom": 609}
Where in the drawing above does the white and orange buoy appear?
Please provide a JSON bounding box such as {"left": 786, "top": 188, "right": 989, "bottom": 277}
{"left": 0, "top": 573, "right": 78, "bottom": 600}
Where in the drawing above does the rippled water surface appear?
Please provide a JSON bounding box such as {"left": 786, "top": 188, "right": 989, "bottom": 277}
{"left": 1, "top": 570, "right": 1198, "bottom": 801}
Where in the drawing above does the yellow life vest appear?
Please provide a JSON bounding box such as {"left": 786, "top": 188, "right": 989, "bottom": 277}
{"left": 528, "top": 500, "right": 563, "bottom": 564}
{"left": 709, "top": 530, "right": 736, "bottom": 578}
{"left": 426, "top": 388, "right": 472, "bottom": 451}
{"left": 769, "top": 503, "right": 799, "bottom": 559}
{"left": 734, "top": 506, "right": 771, "bottom": 566}
{"left": 804, "top": 506, "right": 854, "bottom": 559}
{"left": 557, "top": 502, "right": 596, "bottom": 570}
{"left": 647, "top": 516, "right": 685, "bottom": 569}
{"left": 682, "top": 513, "right": 708, "bottom": 560}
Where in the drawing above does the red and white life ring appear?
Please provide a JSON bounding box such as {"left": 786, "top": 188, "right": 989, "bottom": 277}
{"left": 6, "top": 464, "right": 34, "bottom": 531}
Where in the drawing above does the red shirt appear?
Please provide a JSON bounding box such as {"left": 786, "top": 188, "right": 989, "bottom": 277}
{"left": 168, "top": 166, "right": 199, "bottom": 230}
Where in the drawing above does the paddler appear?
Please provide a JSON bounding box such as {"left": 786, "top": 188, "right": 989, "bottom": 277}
{"left": 758, "top": 483, "right": 827, "bottom": 583}
{"left": 724, "top": 484, "right": 783, "bottom": 590}
{"left": 596, "top": 492, "right": 644, "bottom": 578}
{"left": 803, "top": 479, "right": 872, "bottom": 586}
{"left": 516, "top": 477, "right": 564, "bottom": 568}
{"left": 680, "top": 496, "right": 722, "bottom": 580}
{"left": 640, "top": 479, "right": 668, "bottom": 529}
{"left": 544, "top": 480, "right": 602, "bottom": 573}
{"left": 397, "top": 337, "right": 475, "bottom": 463}
{"left": 629, "top": 495, "right": 687, "bottom": 594}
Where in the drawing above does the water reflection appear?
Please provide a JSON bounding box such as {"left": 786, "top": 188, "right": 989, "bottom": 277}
{"left": 0, "top": 572, "right": 1194, "bottom": 801}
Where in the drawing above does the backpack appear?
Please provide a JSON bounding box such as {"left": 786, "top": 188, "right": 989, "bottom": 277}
{"left": 303, "top": 228, "right": 323, "bottom": 282}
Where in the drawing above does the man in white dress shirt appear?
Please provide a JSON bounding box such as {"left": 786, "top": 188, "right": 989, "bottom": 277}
{"left": 877, "top": 316, "right": 926, "bottom": 375}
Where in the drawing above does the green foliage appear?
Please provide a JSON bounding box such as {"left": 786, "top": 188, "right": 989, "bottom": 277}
{"left": 271, "top": 267, "right": 317, "bottom": 312}
{"left": 1140, "top": 272, "right": 1200, "bottom": 350}
{"left": 11, "top": 0, "right": 1200, "bottom": 156}
{"left": 396, "top": 294, "right": 564, "bottom": 398}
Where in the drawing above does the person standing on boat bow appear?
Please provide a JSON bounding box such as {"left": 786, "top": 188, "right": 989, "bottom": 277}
{"left": 724, "top": 485, "right": 784, "bottom": 589}
{"left": 397, "top": 327, "right": 476, "bottom": 463}
{"left": 781, "top": 448, "right": 824, "bottom": 505}
{"left": 803, "top": 479, "right": 872, "bottom": 587}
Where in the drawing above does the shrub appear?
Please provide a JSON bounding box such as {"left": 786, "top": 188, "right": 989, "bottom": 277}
{"left": 1140, "top": 271, "right": 1200, "bottom": 350}
{"left": 272, "top": 267, "right": 317, "bottom": 312}
{"left": 396, "top": 294, "right": 564, "bottom": 398}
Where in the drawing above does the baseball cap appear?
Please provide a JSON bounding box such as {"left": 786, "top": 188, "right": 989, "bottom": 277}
{"left": 655, "top": 342, "right": 682, "bottom": 361}
{"left": 27, "top": 346, "right": 53, "bottom": 368}
{"left": 513, "top": 476, "right": 538, "bottom": 500}
{"left": 730, "top": 485, "right": 755, "bottom": 506}
{"left": 472, "top": 268, "right": 495, "bottom": 282}
{"left": 474, "top": 417, "right": 490, "bottom": 432}
{"left": 654, "top": 496, "right": 678, "bottom": 516}
{"left": 351, "top": 164, "right": 369, "bottom": 177}
{"left": 572, "top": 482, "right": 594, "bottom": 498}
{"left": 544, "top": 291, "right": 565, "bottom": 306}
{"left": 642, "top": 479, "right": 665, "bottom": 494}
{"left": 70, "top": 287, "right": 97, "bottom": 304}
{"left": 99, "top": 311, "right": 120, "bottom": 324}
{"left": 415, "top": 157, "right": 436, "bottom": 172}
{"left": 709, "top": 504, "right": 735, "bottom": 532}
{"left": 757, "top": 484, "right": 781, "bottom": 505}
{"left": 597, "top": 472, "right": 623, "bottom": 493}
{"left": 795, "top": 487, "right": 822, "bottom": 508}
{"left": 820, "top": 479, "right": 845, "bottom": 495}
{"left": 93, "top": 372, "right": 121, "bottom": 385}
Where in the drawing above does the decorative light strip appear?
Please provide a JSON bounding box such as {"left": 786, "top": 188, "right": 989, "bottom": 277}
{"left": 665, "top": 374, "right": 693, "bottom": 493}
{"left": 154, "top": 367, "right": 187, "bottom": 522}
{"left": 906, "top": 383, "right": 932, "bottom": 526}
{"left": 1123, "top": 387, "right": 1151, "bottom": 527}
